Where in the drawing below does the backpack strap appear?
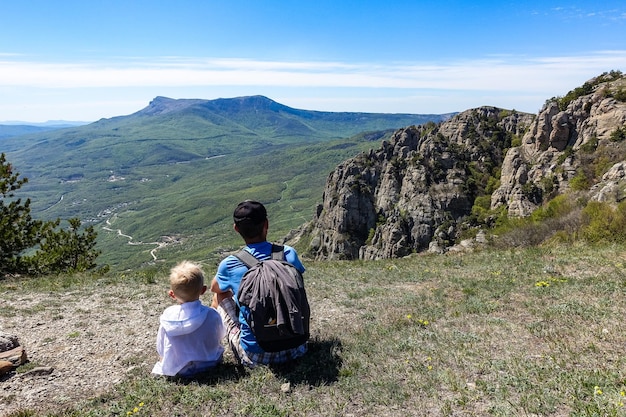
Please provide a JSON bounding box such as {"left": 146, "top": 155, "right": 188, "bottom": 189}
{"left": 270, "top": 244, "right": 285, "bottom": 261}
{"left": 234, "top": 249, "right": 261, "bottom": 268}
{"left": 235, "top": 243, "right": 285, "bottom": 267}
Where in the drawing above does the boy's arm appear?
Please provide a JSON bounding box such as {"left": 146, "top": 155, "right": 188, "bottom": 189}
{"left": 210, "top": 277, "right": 232, "bottom": 308}
{"left": 155, "top": 326, "right": 165, "bottom": 358}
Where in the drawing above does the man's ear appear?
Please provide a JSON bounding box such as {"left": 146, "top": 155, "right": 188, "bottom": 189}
{"left": 233, "top": 223, "right": 239, "bottom": 233}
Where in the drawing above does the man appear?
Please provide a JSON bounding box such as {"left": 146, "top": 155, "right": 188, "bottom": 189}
{"left": 210, "top": 200, "right": 307, "bottom": 366}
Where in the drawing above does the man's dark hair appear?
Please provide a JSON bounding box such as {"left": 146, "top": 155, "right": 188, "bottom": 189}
{"left": 233, "top": 200, "right": 267, "bottom": 239}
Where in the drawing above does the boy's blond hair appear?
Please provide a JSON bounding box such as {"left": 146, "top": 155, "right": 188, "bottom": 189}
{"left": 169, "top": 261, "right": 205, "bottom": 302}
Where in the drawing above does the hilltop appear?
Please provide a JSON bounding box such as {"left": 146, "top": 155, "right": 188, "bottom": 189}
{"left": 2, "top": 244, "right": 625, "bottom": 416}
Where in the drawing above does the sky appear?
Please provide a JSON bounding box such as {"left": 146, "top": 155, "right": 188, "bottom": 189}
{"left": 1, "top": 0, "right": 625, "bottom": 123}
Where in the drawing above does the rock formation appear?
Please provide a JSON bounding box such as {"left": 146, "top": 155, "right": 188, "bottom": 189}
{"left": 0, "top": 331, "right": 27, "bottom": 375}
{"left": 492, "top": 73, "right": 626, "bottom": 216}
{"left": 290, "top": 71, "right": 626, "bottom": 260}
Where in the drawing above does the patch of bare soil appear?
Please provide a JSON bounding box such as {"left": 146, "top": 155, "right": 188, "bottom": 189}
{"left": 0, "top": 279, "right": 337, "bottom": 417}
{"left": 0, "top": 283, "right": 168, "bottom": 416}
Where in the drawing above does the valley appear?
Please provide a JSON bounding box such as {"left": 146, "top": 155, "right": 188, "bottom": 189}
{"left": 2, "top": 96, "right": 451, "bottom": 271}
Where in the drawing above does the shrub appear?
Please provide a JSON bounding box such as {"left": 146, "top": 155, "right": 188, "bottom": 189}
{"left": 540, "top": 175, "right": 555, "bottom": 196}
{"left": 579, "top": 136, "right": 598, "bottom": 153}
{"left": 557, "top": 146, "right": 574, "bottom": 165}
{"left": 569, "top": 169, "right": 590, "bottom": 191}
{"left": 485, "top": 175, "right": 501, "bottom": 194}
{"left": 510, "top": 135, "right": 522, "bottom": 147}
{"left": 613, "top": 88, "right": 626, "bottom": 102}
{"left": 529, "top": 194, "right": 574, "bottom": 222}
{"left": 581, "top": 200, "right": 626, "bottom": 243}
{"left": 609, "top": 126, "right": 626, "bottom": 142}
{"left": 521, "top": 182, "right": 542, "bottom": 204}
{"left": 470, "top": 195, "right": 492, "bottom": 223}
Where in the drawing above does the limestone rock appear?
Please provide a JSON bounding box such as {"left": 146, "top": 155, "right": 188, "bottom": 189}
{"left": 0, "top": 345, "right": 28, "bottom": 366}
{"left": 287, "top": 72, "right": 626, "bottom": 259}
{"left": 0, "top": 331, "right": 20, "bottom": 352}
{"left": 491, "top": 73, "right": 626, "bottom": 217}
{"left": 22, "top": 366, "right": 54, "bottom": 377}
{"left": 294, "top": 106, "right": 534, "bottom": 260}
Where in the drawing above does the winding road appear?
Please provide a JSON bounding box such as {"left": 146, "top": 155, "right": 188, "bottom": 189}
{"left": 102, "top": 216, "right": 171, "bottom": 261}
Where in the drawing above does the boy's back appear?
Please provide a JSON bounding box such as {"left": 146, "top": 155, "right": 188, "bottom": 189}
{"left": 152, "top": 260, "right": 225, "bottom": 377}
{"left": 152, "top": 300, "right": 225, "bottom": 377}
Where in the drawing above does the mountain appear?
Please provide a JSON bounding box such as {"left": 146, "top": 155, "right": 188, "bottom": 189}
{"left": 0, "top": 124, "right": 67, "bottom": 139}
{"left": 291, "top": 71, "right": 626, "bottom": 260}
{"left": 0, "top": 121, "right": 90, "bottom": 139}
{"left": 3, "top": 95, "right": 452, "bottom": 270}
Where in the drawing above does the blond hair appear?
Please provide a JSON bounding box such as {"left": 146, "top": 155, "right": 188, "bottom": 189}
{"left": 169, "top": 261, "right": 205, "bottom": 302}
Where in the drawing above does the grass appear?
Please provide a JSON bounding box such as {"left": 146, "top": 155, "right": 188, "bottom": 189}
{"left": 3, "top": 243, "right": 626, "bottom": 416}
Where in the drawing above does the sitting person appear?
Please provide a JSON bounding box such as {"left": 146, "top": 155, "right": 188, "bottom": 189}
{"left": 152, "top": 260, "right": 225, "bottom": 377}
{"left": 211, "top": 200, "right": 307, "bottom": 367}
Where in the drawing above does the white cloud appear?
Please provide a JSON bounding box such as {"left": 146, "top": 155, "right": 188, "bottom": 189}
{"left": 1, "top": 51, "right": 624, "bottom": 91}
{"left": 1, "top": 51, "right": 624, "bottom": 121}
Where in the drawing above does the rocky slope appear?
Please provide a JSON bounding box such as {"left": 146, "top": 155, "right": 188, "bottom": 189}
{"left": 492, "top": 73, "right": 626, "bottom": 216}
{"left": 291, "top": 71, "right": 626, "bottom": 260}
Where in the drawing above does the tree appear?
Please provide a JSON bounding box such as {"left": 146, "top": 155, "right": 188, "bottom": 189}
{"left": 0, "top": 153, "right": 101, "bottom": 277}
{"left": 1, "top": 153, "right": 46, "bottom": 275}
{"left": 34, "top": 218, "right": 100, "bottom": 274}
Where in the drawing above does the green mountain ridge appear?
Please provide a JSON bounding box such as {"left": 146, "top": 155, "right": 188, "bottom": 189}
{"left": 3, "top": 95, "right": 452, "bottom": 270}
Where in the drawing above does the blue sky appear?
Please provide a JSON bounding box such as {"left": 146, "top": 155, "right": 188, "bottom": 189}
{"left": 1, "top": 0, "right": 625, "bottom": 122}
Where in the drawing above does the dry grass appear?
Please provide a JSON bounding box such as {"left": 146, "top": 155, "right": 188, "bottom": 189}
{"left": 3, "top": 243, "right": 626, "bottom": 416}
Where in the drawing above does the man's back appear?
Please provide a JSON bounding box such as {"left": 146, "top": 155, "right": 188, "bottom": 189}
{"left": 214, "top": 241, "right": 305, "bottom": 354}
{"left": 210, "top": 200, "right": 308, "bottom": 366}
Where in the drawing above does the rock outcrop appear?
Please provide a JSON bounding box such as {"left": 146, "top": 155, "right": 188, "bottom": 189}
{"left": 295, "top": 107, "right": 534, "bottom": 260}
{"left": 492, "top": 74, "right": 626, "bottom": 216}
{"left": 291, "top": 71, "right": 626, "bottom": 260}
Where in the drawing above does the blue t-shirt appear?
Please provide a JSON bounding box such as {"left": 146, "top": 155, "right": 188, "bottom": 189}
{"left": 214, "top": 241, "right": 305, "bottom": 353}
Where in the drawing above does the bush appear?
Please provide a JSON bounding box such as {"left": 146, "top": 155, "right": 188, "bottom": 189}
{"left": 569, "top": 169, "right": 590, "bottom": 191}
{"left": 579, "top": 136, "right": 598, "bottom": 153}
{"left": 529, "top": 194, "right": 574, "bottom": 222}
{"left": 470, "top": 195, "right": 492, "bottom": 223}
{"left": 609, "top": 126, "right": 626, "bottom": 142}
{"left": 581, "top": 200, "right": 626, "bottom": 243}
{"left": 613, "top": 88, "right": 626, "bottom": 102}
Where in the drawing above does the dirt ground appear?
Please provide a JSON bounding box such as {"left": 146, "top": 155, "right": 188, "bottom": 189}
{"left": 1, "top": 283, "right": 168, "bottom": 416}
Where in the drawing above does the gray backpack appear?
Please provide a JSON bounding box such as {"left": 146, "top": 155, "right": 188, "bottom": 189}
{"left": 235, "top": 244, "right": 310, "bottom": 352}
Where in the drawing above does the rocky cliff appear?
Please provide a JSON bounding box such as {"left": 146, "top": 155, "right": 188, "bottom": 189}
{"left": 492, "top": 72, "right": 626, "bottom": 216}
{"left": 291, "top": 71, "right": 626, "bottom": 260}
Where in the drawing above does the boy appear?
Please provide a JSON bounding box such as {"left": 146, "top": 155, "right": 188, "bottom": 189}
{"left": 152, "top": 261, "right": 225, "bottom": 377}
